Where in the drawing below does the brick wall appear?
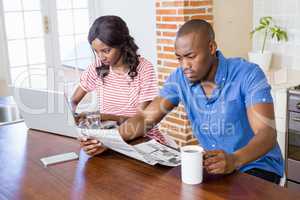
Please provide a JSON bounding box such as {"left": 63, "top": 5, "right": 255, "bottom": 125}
{"left": 156, "top": 0, "right": 213, "bottom": 146}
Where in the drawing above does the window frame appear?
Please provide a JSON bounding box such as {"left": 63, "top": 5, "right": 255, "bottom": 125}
{"left": 0, "top": 0, "right": 98, "bottom": 90}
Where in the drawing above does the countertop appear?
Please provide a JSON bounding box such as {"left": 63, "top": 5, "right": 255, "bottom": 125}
{"left": 0, "top": 96, "right": 16, "bottom": 106}
{"left": 266, "top": 68, "right": 300, "bottom": 90}
{"left": 0, "top": 96, "right": 23, "bottom": 126}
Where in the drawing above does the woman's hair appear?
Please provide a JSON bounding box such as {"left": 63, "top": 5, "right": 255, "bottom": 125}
{"left": 88, "top": 15, "right": 140, "bottom": 80}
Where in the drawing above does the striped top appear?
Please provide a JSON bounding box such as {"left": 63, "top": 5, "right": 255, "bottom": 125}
{"left": 79, "top": 57, "right": 166, "bottom": 144}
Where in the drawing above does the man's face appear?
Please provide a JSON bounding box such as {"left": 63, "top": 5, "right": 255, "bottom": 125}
{"left": 175, "top": 32, "right": 216, "bottom": 83}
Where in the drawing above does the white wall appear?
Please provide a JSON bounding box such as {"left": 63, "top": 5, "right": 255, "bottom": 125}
{"left": 213, "top": 0, "right": 253, "bottom": 59}
{"left": 253, "top": 0, "right": 300, "bottom": 70}
{"left": 92, "top": 0, "right": 157, "bottom": 67}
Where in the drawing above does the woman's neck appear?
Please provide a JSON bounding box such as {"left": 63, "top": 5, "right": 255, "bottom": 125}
{"left": 111, "top": 55, "right": 129, "bottom": 74}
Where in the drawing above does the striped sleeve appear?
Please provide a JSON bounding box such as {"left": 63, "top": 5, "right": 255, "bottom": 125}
{"left": 79, "top": 62, "right": 99, "bottom": 92}
{"left": 138, "top": 58, "right": 159, "bottom": 103}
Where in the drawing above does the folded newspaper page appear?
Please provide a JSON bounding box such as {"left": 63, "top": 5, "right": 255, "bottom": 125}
{"left": 134, "top": 139, "right": 181, "bottom": 167}
{"left": 78, "top": 128, "right": 181, "bottom": 166}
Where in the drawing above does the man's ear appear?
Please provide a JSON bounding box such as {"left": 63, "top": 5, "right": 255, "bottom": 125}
{"left": 209, "top": 40, "right": 217, "bottom": 56}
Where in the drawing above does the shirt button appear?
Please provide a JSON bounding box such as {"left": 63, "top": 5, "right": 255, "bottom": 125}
{"left": 212, "top": 144, "right": 216, "bottom": 148}
{"left": 262, "top": 98, "right": 266, "bottom": 102}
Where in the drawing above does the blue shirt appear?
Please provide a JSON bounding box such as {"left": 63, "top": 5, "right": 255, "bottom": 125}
{"left": 160, "top": 51, "right": 284, "bottom": 176}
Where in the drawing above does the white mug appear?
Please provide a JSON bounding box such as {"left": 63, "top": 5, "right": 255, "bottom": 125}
{"left": 181, "top": 145, "right": 204, "bottom": 184}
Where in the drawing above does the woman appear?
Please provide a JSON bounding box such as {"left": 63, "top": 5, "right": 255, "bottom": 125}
{"left": 72, "top": 15, "right": 170, "bottom": 156}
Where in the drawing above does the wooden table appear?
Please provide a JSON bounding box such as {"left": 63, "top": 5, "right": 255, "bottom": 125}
{"left": 0, "top": 122, "right": 299, "bottom": 200}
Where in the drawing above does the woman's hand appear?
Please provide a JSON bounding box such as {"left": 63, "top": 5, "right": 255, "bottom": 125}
{"left": 74, "top": 112, "right": 87, "bottom": 125}
{"left": 75, "top": 111, "right": 101, "bottom": 127}
{"left": 79, "top": 137, "right": 107, "bottom": 156}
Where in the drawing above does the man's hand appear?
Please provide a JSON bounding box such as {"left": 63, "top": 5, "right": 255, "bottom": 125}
{"left": 204, "top": 150, "right": 238, "bottom": 174}
{"left": 79, "top": 137, "right": 107, "bottom": 156}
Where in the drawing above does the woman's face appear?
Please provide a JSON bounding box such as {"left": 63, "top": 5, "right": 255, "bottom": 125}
{"left": 91, "top": 38, "right": 122, "bottom": 66}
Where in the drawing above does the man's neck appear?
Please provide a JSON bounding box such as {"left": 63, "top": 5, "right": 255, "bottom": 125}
{"left": 200, "top": 57, "right": 219, "bottom": 98}
{"left": 202, "top": 57, "right": 218, "bottom": 83}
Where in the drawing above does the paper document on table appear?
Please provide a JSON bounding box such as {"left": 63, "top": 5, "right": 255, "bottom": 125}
{"left": 78, "top": 128, "right": 180, "bottom": 166}
{"left": 79, "top": 128, "right": 157, "bottom": 165}
{"left": 134, "top": 139, "right": 181, "bottom": 167}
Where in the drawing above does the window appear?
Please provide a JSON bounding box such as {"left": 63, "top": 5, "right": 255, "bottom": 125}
{"left": 2, "top": 0, "right": 46, "bottom": 88}
{"left": 1, "top": 0, "right": 94, "bottom": 90}
{"left": 56, "top": 0, "right": 93, "bottom": 70}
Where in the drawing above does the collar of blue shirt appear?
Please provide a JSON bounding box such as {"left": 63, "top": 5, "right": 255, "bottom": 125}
{"left": 214, "top": 50, "right": 228, "bottom": 90}
{"left": 190, "top": 50, "right": 228, "bottom": 103}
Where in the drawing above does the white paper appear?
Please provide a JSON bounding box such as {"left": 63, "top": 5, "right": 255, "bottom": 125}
{"left": 134, "top": 139, "right": 181, "bottom": 167}
{"left": 78, "top": 128, "right": 181, "bottom": 166}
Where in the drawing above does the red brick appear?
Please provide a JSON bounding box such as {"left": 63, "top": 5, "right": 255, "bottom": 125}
{"left": 165, "top": 116, "right": 189, "bottom": 126}
{"left": 187, "top": 138, "right": 199, "bottom": 145}
{"left": 156, "top": 9, "right": 177, "bottom": 15}
{"left": 157, "top": 74, "right": 169, "bottom": 81}
{"left": 158, "top": 81, "right": 164, "bottom": 86}
{"left": 175, "top": 140, "right": 181, "bottom": 146}
{"left": 177, "top": 105, "right": 186, "bottom": 112}
{"left": 163, "top": 46, "right": 175, "bottom": 52}
{"left": 191, "top": 15, "right": 213, "bottom": 21}
{"left": 169, "top": 112, "right": 180, "bottom": 118}
{"left": 160, "top": 123, "right": 179, "bottom": 131}
{"left": 158, "top": 53, "right": 177, "bottom": 60}
{"left": 160, "top": 122, "right": 192, "bottom": 134}
{"left": 164, "top": 131, "right": 193, "bottom": 141}
{"left": 157, "top": 74, "right": 170, "bottom": 81}
{"left": 163, "top": 61, "right": 179, "bottom": 68}
{"left": 162, "top": 16, "right": 185, "bottom": 22}
{"left": 161, "top": 1, "right": 189, "bottom": 7}
{"left": 157, "top": 38, "right": 174, "bottom": 45}
{"left": 189, "top": 0, "right": 212, "bottom": 7}
{"left": 156, "top": 23, "right": 177, "bottom": 29}
{"left": 156, "top": 0, "right": 213, "bottom": 145}
{"left": 162, "top": 31, "right": 177, "bottom": 37}
{"left": 157, "top": 67, "right": 172, "bottom": 74}
{"left": 177, "top": 8, "right": 206, "bottom": 15}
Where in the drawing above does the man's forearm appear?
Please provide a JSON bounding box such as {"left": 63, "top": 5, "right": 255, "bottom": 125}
{"left": 117, "top": 115, "right": 156, "bottom": 141}
{"left": 116, "top": 96, "right": 175, "bottom": 142}
{"left": 233, "top": 128, "right": 277, "bottom": 168}
{"left": 101, "top": 113, "right": 129, "bottom": 125}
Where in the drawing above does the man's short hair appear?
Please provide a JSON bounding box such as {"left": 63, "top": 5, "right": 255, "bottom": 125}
{"left": 176, "top": 19, "right": 215, "bottom": 41}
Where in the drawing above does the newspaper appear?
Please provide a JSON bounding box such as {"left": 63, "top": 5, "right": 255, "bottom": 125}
{"left": 78, "top": 128, "right": 181, "bottom": 166}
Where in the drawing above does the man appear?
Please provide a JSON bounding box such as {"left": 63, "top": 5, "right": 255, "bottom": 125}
{"left": 83, "top": 19, "right": 283, "bottom": 184}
